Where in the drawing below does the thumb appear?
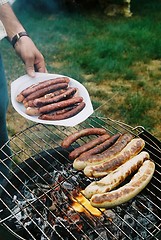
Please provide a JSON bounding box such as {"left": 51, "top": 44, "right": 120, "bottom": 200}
{"left": 25, "top": 64, "right": 36, "bottom": 78}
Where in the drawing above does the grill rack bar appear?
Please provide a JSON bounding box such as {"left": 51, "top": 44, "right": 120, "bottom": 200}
{"left": 0, "top": 116, "right": 161, "bottom": 240}
{"left": 1, "top": 141, "right": 108, "bottom": 239}
{"left": 0, "top": 154, "right": 92, "bottom": 240}
{"left": 1, "top": 170, "right": 84, "bottom": 240}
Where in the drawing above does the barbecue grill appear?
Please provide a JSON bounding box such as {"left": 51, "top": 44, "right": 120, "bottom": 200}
{"left": 0, "top": 116, "right": 161, "bottom": 240}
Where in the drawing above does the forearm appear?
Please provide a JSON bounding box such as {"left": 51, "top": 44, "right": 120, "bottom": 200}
{"left": 0, "top": 2, "right": 46, "bottom": 76}
{"left": 0, "top": 3, "right": 25, "bottom": 41}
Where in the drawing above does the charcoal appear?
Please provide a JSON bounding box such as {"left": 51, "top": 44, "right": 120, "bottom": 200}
{"left": 2, "top": 154, "right": 160, "bottom": 240}
{"left": 95, "top": 230, "right": 108, "bottom": 240}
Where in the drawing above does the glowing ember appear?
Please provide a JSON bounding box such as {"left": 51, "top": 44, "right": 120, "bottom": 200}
{"left": 71, "top": 191, "right": 105, "bottom": 217}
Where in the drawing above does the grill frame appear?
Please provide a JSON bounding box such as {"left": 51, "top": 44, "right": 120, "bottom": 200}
{"left": 0, "top": 116, "right": 161, "bottom": 240}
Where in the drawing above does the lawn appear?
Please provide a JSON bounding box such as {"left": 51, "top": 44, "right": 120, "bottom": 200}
{"left": 1, "top": 0, "right": 161, "bottom": 140}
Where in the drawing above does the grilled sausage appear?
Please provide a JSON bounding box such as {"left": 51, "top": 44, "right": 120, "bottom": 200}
{"left": 90, "top": 160, "right": 155, "bottom": 208}
{"left": 32, "top": 87, "right": 77, "bottom": 107}
{"left": 74, "top": 133, "right": 121, "bottom": 161}
{"left": 25, "top": 82, "right": 69, "bottom": 102}
{"left": 84, "top": 138, "right": 145, "bottom": 178}
{"left": 39, "top": 102, "right": 85, "bottom": 120}
{"left": 25, "top": 89, "right": 67, "bottom": 107}
{"left": 40, "top": 105, "right": 76, "bottom": 116}
{"left": 73, "top": 133, "right": 133, "bottom": 170}
{"left": 16, "top": 93, "right": 25, "bottom": 103}
{"left": 61, "top": 128, "right": 107, "bottom": 149}
{"left": 75, "top": 133, "right": 121, "bottom": 161}
{"left": 68, "top": 134, "right": 111, "bottom": 160}
{"left": 39, "top": 97, "right": 83, "bottom": 114}
{"left": 84, "top": 151, "right": 150, "bottom": 199}
{"left": 16, "top": 77, "right": 70, "bottom": 102}
{"left": 26, "top": 104, "right": 77, "bottom": 117}
{"left": 25, "top": 107, "right": 39, "bottom": 116}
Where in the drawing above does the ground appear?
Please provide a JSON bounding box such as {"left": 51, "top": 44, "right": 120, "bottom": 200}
{"left": 7, "top": 59, "right": 161, "bottom": 142}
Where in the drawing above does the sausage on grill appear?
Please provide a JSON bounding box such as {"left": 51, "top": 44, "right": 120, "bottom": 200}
{"left": 84, "top": 138, "right": 145, "bottom": 178}
{"left": 84, "top": 151, "right": 150, "bottom": 199}
{"left": 90, "top": 159, "right": 155, "bottom": 208}
{"left": 73, "top": 133, "right": 133, "bottom": 170}
{"left": 61, "top": 128, "right": 107, "bottom": 149}
{"left": 68, "top": 134, "right": 111, "bottom": 160}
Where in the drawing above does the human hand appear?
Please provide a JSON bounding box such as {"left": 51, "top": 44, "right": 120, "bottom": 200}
{"left": 14, "top": 36, "right": 47, "bottom": 77}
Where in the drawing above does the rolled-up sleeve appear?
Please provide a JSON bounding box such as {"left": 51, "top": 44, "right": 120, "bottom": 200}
{"left": 0, "top": 0, "right": 9, "bottom": 40}
{"left": 0, "top": 0, "right": 9, "bottom": 6}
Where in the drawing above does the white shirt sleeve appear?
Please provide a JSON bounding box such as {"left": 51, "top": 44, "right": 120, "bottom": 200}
{"left": 0, "top": 21, "right": 7, "bottom": 40}
{"left": 0, "top": 0, "right": 9, "bottom": 6}
{"left": 0, "top": 0, "right": 9, "bottom": 40}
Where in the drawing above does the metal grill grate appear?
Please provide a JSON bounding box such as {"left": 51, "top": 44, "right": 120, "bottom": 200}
{"left": 0, "top": 116, "right": 161, "bottom": 240}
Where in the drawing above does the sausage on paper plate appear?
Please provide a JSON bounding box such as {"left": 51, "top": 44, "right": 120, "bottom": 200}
{"left": 16, "top": 77, "right": 70, "bottom": 102}
{"left": 84, "top": 151, "right": 150, "bottom": 199}
{"left": 25, "top": 107, "right": 39, "bottom": 116}
{"left": 61, "top": 128, "right": 107, "bottom": 149}
{"left": 24, "top": 82, "right": 69, "bottom": 102}
{"left": 73, "top": 133, "right": 133, "bottom": 170}
{"left": 25, "top": 89, "right": 67, "bottom": 107}
{"left": 39, "top": 105, "right": 75, "bottom": 117}
{"left": 84, "top": 138, "right": 145, "bottom": 178}
{"left": 39, "top": 102, "right": 86, "bottom": 120}
{"left": 32, "top": 87, "right": 77, "bottom": 107}
{"left": 39, "top": 97, "right": 83, "bottom": 114}
{"left": 90, "top": 159, "right": 155, "bottom": 208}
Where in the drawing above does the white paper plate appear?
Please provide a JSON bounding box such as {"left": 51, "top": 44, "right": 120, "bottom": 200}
{"left": 11, "top": 73, "right": 94, "bottom": 126}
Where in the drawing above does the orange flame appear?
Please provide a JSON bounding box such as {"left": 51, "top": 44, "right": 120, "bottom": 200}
{"left": 71, "top": 191, "right": 105, "bottom": 217}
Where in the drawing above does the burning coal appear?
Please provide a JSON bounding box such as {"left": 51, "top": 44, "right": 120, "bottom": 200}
{"left": 71, "top": 190, "right": 105, "bottom": 217}
{"left": 1, "top": 152, "right": 160, "bottom": 240}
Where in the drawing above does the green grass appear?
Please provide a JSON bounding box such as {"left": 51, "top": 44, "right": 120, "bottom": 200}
{"left": 1, "top": 0, "right": 161, "bottom": 140}
{"left": 119, "top": 93, "right": 155, "bottom": 129}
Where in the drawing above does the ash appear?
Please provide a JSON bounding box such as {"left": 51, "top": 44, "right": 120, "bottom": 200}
{"left": 2, "top": 163, "right": 159, "bottom": 240}
{"left": 5, "top": 164, "right": 93, "bottom": 240}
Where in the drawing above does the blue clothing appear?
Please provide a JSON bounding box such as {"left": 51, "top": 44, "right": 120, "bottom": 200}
{"left": 0, "top": 53, "right": 11, "bottom": 185}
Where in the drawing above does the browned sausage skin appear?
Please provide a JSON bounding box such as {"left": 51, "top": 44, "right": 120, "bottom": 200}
{"left": 90, "top": 160, "right": 155, "bottom": 208}
{"left": 68, "top": 134, "right": 111, "bottom": 160}
{"left": 39, "top": 102, "right": 85, "bottom": 120}
{"left": 73, "top": 133, "right": 132, "bottom": 170}
{"left": 40, "top": 105, "right": 76, "bottom": 116}
{"left": 25, "top": 107, "right": 39, "bottom": 116}
{"left": 25, "top": 83, "right": 69, "bottom": 102}
{"left": 25, "top": 89, "right": 67, "bottom": 108}
{"left": 61, "top": 128, "right": 107, "bottom": 149}
{"left": 84, "top": 151, "right": 150, "bottom": 199}
{"left": 16, "top": 77, "right": 88, "bottom": 121}
{"left": 16, "top": 94, "right": 25, "bottom": 103}
{"left": 16, "top": 77, "right": 70, "bottom": 103}
{"left": 16, "top": 77, "right": 70, "bottom": 102}
{"left": 33, "top": 87, "right": 77, "bottom": 107}
{"left": 84, "top": 138, "right": 145, "bottom": 178}
{"left": 77, "top": 133, "right": 121, "bottom": 158}
{"left": 39, "top": 97, "right": 83, "bottom": 114}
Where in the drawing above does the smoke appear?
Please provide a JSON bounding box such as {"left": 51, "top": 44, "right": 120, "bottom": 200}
{"left": 12, "top": 0, "right": 62, "bottom": 13}
{"left": 9, "top": 0, "right": 15, "bottom": 4}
